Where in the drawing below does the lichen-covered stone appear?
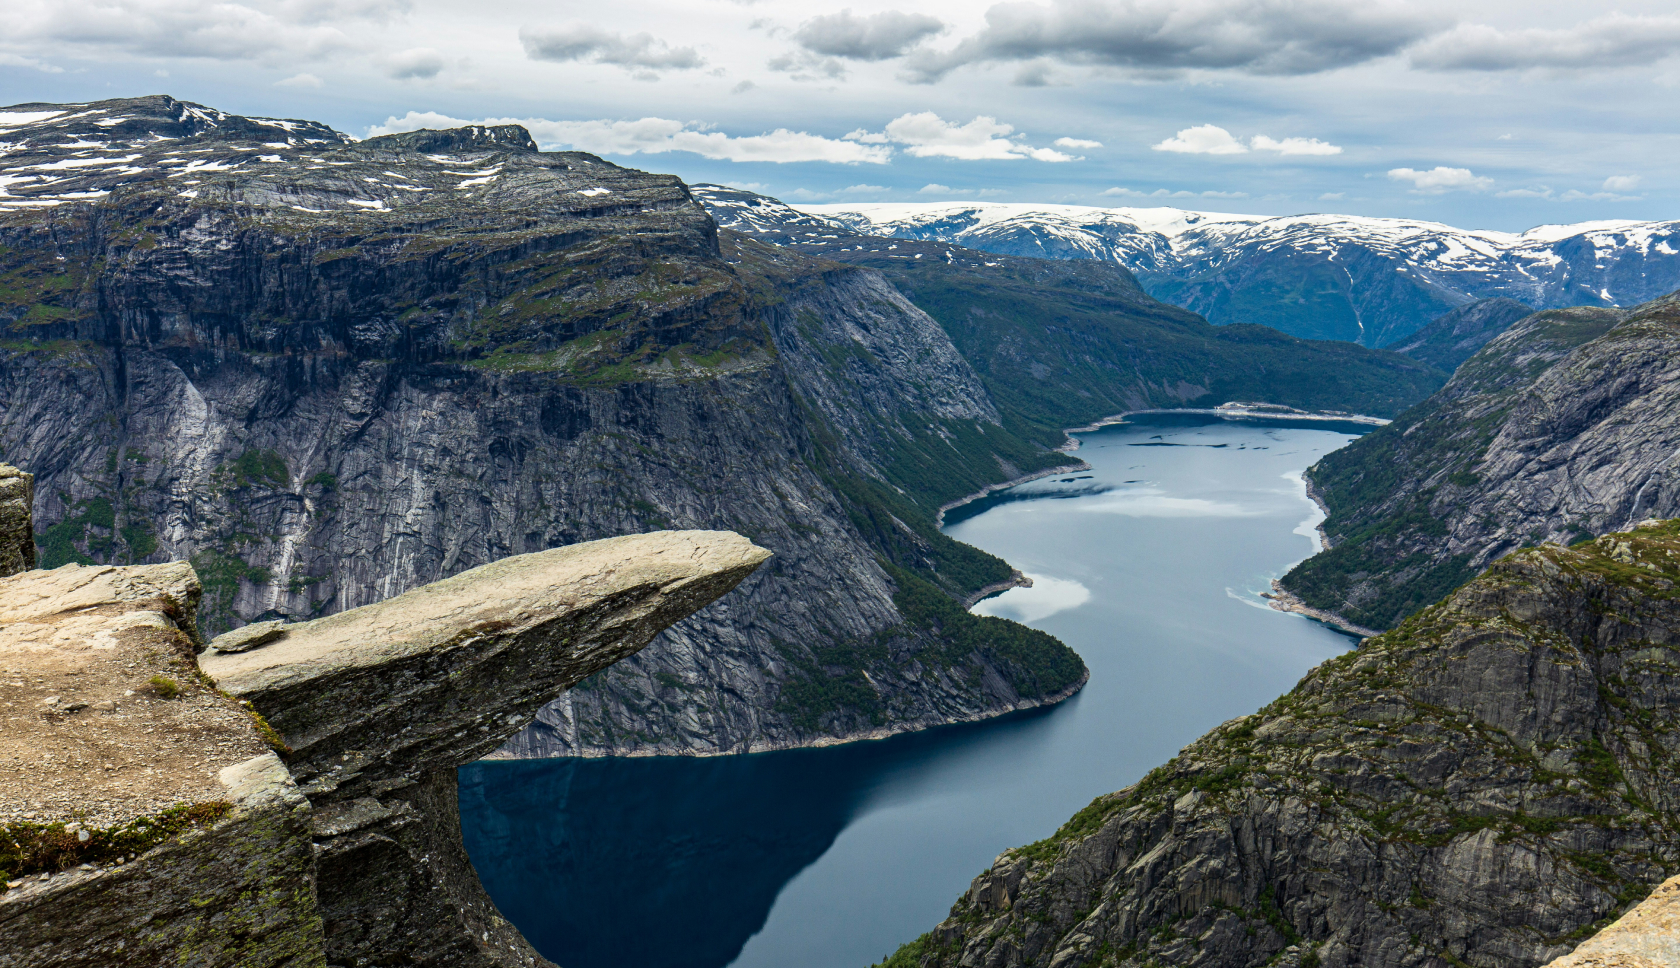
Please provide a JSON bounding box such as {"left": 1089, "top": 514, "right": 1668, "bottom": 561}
{"left": 207, "top": 620, "right": 289, "bottom": 654}
{"left": 0, "top": 465, "right": 32, "bottom": 578}
{"left": 0, "top": 753, "right": 324, "bottom": 968}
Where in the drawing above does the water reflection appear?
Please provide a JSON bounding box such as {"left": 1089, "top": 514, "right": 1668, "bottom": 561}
{"left": 458, "top": 704, "right": 1065, "bottom": 968}
{"left": 459, "top": 414, "right": 1368, "bottom": 968}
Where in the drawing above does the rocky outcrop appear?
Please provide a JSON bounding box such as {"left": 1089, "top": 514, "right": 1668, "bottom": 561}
{"left": 1, "top": 516, "right": 771, "bottom": 966}
{"left": 1282, "top": 293, "right": 1680, "bottom": 631}
{"left": 0, "top": 466, "right": 31, "bottom": 578}
{"left": 893, "top": 520, "right": 1680, "bottom": 968}
{"left": 0, "top": 95, "right": 1088, "bottom": 757}
{"left": 1541, "top": 874, "right": 1680, "bottom": 968}
{"left": 0, "top": 560, "right": 319, "bottom": 966}
{"left": 1385, "top": 297, "right": 1534, "bottom": 373}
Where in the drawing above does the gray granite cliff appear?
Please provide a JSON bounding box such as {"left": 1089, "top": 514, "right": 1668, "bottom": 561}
{"left": 0, "top": 95, "right": 1085, "bottom": 756}
{"left": 889, "top": 520, "right": 1680, "bottom": 968}
{"left": 1281, "top": 293, "right": 1680, "bottom": 632}
{"left": 0, "top": 503, "right": 770, "bottom": 966}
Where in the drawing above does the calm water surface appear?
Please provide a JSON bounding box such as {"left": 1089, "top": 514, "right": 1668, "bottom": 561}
{"left": 458, "top": 413, "right": 1367, "bottom": 968}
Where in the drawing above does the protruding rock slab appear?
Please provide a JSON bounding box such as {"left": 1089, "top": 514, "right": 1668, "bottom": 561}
{"left": 0, "top": 466, "right": 33, "bottom": 578}
{"left": 204, "top": 530, "right": 772, "bottom": 798}
{"left": 1544, "top": 875, "right": 1680, "bottom": 968}
{"left": 201, "top": 529, "right": 770, "bottom": 968}
{"left": 206, "top": 619, "right": 290, "bottom": 654}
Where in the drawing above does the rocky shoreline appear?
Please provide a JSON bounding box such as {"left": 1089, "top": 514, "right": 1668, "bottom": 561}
{"left": 1261, "top": 580, "right": 1379, "bottom": 639}
{"left": 484, "top": 666, "right": 1091, "bottom": 760}
{"left": 962, "top": 570, "right": 1034, "bottom": 608}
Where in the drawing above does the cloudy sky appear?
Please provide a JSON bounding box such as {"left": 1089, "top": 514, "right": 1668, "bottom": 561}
{"left": 2, "top": 0, "right": 1675, "bottom": 230}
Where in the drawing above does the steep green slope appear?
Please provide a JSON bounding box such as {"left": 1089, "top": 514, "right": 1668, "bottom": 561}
{"left": 1385, "top": 297, "right": 1534, "bottom": 373}
{"left": 758, "top": 237, "right": 1448, "bottom": 444}
{"left": 883, "top": 519, "right": 1680, "bottom": 968}
{"left": 1278, "top": 296, "right": 1680, "bottom": 632}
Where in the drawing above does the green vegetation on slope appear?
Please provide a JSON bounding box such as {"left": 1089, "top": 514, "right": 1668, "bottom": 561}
{"left": 1281, "top": 305, "right": 1627, "bottom": 630}
{"left": 813, "top": 239, "right": 1446, "bottom": 446}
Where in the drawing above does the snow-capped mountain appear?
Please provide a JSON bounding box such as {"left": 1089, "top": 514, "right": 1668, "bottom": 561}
{"left": 796, "top": 201, "right": 1680, "bottom": 347}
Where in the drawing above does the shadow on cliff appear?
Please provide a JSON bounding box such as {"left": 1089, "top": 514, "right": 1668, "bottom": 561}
{"left": 457, "top": 699, "right": 1071, "bottom": 968}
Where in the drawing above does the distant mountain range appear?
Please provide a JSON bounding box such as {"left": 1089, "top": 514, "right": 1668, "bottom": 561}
{"left": 728, "top": 197, "right": 1680, "bottom": 348}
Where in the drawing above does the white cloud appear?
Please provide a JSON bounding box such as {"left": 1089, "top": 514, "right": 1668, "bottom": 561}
{"left": 848, "top": 112, "right": 1077, "bottom": 161}
{"left": 726, "top": 181, "right": 770, "bottom": 192}
{"left": 1387, "top": 166, "right": 1492, "bottom": 193}
{"left": 1054, "top": 137, "right": 1102, "bottom": 149}
{"left": 1318, "top": 192, "right": 1345, "bottom": 200}
{"left": 793, "top": 10, "right": 944, "bottom": 61}
{"left": 902, "top": 0, "right": 1443, "bottom": 82}
{"left": 731, "top": 80, "right": 754, "bottom": 94}
{"left": 520, "top": 24, "right": 703, "bottom": 73}
{"left": 0, "top": 52, "right": 63, "bottom": 72}
{"left": 1603, "top": 174, "right": 1641, "bottom": 191}
{"left": 276, "top": 72, "right": 323, "bottom": 88}
{"left": 786, "top": 188, "right": 830, "bottom": 200}
{"left": 1200, "top": 190, "right": 1249, "bottom": 198}
{"left": 1495, "top": 187, "right": 1552, "bottom": 199}
{"left": 1560, "top": 189, "right": 1640, "bottom": 202}
{"left": 766, "top": 50, "right": 846, "bottom": 80}
{"left": 367, "top": 111, "right": 891, "bottom": 164}
{"left": 1409, "top": 14, "right": 1680, "bottom": 72}
{"left": 977, "top": 188, "right": 1009, "bottom": 197}
{"left": 919, "top": 183, "right": 972, "bottom": 194}
{"left": 1, "top": 0, "right": 401, "bottom": 64}
{"left": 1250, "top": 134, "right": 1341, "bottom": 155}
{"left": 387, "top": 47, "right": 443, "bottom": 80}
{"left": 1100, "top": 186, "right": 1145, "bottom": 197}
{"left": 1153, "top": 124, "right": 1246, "bottom": 155}
{"left": 839, "top": 183, "right": 888, "bottom": 193}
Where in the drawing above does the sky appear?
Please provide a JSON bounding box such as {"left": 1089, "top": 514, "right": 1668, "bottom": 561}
{"left": 1, "top": 0, "right": 1676, "bottom": 232}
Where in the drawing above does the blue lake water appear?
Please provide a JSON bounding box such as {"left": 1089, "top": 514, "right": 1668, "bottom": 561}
{"left": 458, "top": 413, "right": 1368, "bottom": 968}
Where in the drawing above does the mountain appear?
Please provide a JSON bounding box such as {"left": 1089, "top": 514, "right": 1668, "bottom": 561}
{"left": 799, "top": 201, "right": 1680, "bottom": 348}
{"left": 1279, "top": 292, "right": 1680, "bottom": 632}
{"left": 697, "top": 185, "right": 1447, "bottom": 437}
{"left": 1385, "top": 297, "right": 1535, "bottom": 372}
{"left": 0, "top": 95, "right": 1088, "bottom": 757}
{"left": 882, "top": 520, "right": 1680, "bottom": 968}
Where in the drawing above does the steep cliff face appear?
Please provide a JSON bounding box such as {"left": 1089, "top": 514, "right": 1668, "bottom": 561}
{"left": 891, "top": 521, "right": 1680, "bottom": 968}
{"left": 1, "top": 518, "right": 770, "bottom": 968}
{"left": 698, "top": 185, "right": 1448, "bottom": 444}
{"left": 0, "top": 466, "right": 31, "bottom": 577}
{"left": 0, "top": 95, "right": 1083, "bottom": 756}
{"left": 1280, "top": 293, "right": 1680, "bottom": 631}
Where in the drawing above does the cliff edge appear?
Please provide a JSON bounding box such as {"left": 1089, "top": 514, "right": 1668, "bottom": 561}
{"left": 0, "top": 474, "right": 770, "bottom": 968}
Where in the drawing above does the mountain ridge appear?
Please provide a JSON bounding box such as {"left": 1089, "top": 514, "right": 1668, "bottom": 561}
{"left": 790, "top": 199, "right": 1680, "bottom": 348}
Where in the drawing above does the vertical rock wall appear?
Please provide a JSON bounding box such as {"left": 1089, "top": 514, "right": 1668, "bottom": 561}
{"left": 0, "top": 465, "right": 32, "bottom": 578}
